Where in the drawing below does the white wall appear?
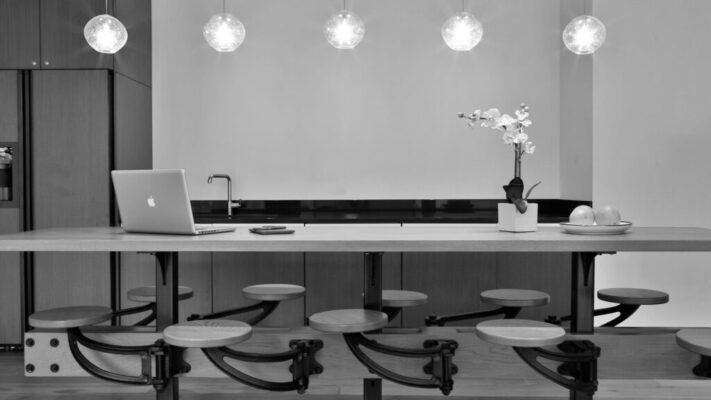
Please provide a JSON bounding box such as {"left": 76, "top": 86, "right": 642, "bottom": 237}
{"left": 593, "top": 0, "right": 711, "bottom": 326}
{"left": 153, "top": 0, "right": 562, "bottom": 200}
{"left": 559, "top": 0, "right": 592, "bottom": 201}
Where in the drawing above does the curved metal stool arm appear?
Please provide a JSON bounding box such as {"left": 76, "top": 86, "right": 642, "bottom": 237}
{"left": 546, "top": 304, "right": 640, "bottom": 328}
{"left": 425, "top": 306, "right": 521, "bottom": 327}
{"left": 513, "top": 340, "right": 600, "bottom": 399}
{"left": 113, "top": 303, "right": 157, "bottom": 326}
{"left": 67, "top": 328, "right": 189, "bottom": 390}
{"left": 188, "top": 301, "right": 279, "bottom": 325}
{"left": 343, "top": 332, "right": 457, "bottom": 395}
{"left": 202, "top": 339, "right": 323, "bottom": 394}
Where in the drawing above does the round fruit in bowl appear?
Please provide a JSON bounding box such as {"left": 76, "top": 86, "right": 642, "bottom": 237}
{"left": 569, "top": 205, "right": 595, "bottom": 225}
{"left": 593, "top": 205, "right": 622, "bottom": 225}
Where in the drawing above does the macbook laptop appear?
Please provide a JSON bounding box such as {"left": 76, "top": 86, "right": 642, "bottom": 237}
{"left": 111, "top": 169, "right": 235, "bottom": 235}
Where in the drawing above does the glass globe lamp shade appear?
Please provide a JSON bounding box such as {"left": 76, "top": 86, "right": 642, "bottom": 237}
{"left": 203, "top": 13, "right": 246, "bottom": 52}
{"left": 323, "top": 11, "right": 365, "bottom": 50}
{"left": 84, "top": 14, "right": 128, "bottom": 54}
{"left": 562, "top": 15, "right": 606, "bottom": 55}
{"left": 441, "top": 12, "right": 483, "bottom": 52}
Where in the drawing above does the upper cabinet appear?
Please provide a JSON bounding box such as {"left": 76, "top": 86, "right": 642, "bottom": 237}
{"left": 0, "top": 0, "right": 113, "bottom": 69}
{"left": 0, "top": 0, "right": 40, "bottom": 69}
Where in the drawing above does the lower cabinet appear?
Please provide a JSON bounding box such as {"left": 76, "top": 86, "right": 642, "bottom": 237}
{"left": 212, "top": 252, "right": 305, "bottom": 328}
{"left": 305, "top": 252, "right": 401, "bottom": 326}
{"left": 115, "top": 250, "right": 571, "bottom": 330}
{"left": 119, "top": 252, "right": 212, "bottom": 324}
{"left": 402, "top": 253, "right": 498, "bottom": 327}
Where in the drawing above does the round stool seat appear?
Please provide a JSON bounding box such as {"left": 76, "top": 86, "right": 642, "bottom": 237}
{"left": 597, "top": 288, "right": 669, "bottom": 305}
{"left": 676, "top": 328, "right": 711, "bottom": 357}
{"left": 309, "top": 309, "right": 388, "bottom": 333}
{"left": 163, "top": 320, "right": 252, "bottom": 348}
{"left": 242, "top": 284, "right": 305, "bottom": 301}
{"left": 127, "top": 286, "right": 194, "bottom": 303}
{"left": 480, "top": 289, "right": 550, "bottom": 308}
{"left": 382, "top": 290, "right": 428, "bottom": 308}
{"left": 476, "top": 319, "right": 565, "bottom": 348}
{"left": 29, "top": 306, "right": 113, "bottom": 329}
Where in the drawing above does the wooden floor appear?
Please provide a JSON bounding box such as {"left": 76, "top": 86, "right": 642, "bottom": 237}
{"left": 3, "top": 327, "right": 711, "bottom": 399}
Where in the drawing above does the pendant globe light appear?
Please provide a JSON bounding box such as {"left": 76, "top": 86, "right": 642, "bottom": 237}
{"left": 562, "top": 0, "right": 606, "bottom": 55}
{"left": 441, "top": 1, "right": 482, "bottom": 52}
{"left": 84, "top": 0, "right": 128, "bottom": 54}
{"left": 203, "top": 0, "right": 246, "bottom": 52}
{"left": 324, "top": 0, "right": 365, "bottom": 50}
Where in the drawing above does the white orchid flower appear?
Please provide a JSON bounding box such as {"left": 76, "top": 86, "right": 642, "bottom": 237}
{"left": 520, "top": 119, "right": 532, "bottom": 127}
{"left": 513, "top": 132, "right": 529, "bottom": 144}
{"left": 515, "top": 109, "right": 529, "bottom": 121}
{"left": 502, "top": 131, "right": 516, "bottom": 145}
{"left": 523, "top": 141, "right": 536, "bottom": 154}
{"left": 493, "top": 114, "right": 516, "bottom": 131}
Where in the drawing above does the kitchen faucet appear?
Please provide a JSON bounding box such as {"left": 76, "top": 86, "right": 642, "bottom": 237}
{"left": 207, "top": 174, "right": 241, "bottom": 216}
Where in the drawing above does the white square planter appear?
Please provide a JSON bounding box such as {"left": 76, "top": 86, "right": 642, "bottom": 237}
{"left": 497, "top": 203, "right": 538, "bottom": 232}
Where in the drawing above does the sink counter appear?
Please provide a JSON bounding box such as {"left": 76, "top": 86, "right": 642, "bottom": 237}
{"left": 192, "top": 199, "right": 589, "bottom": 224}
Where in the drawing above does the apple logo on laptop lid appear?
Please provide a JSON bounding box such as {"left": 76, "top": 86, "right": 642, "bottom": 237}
{"left": 147, "top": 195, "right": 156, "bottom": 208}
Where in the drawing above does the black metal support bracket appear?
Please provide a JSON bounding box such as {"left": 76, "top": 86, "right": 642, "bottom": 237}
{"left": 691, "top": 355, "right": 711, "bottom": 378}
{"left": 514, "top": 340, "right": 600, "bottom": 400}
{"left": 343, "top": 332, "right": 457, "bottom": 395}
{"left": 66, "top": 328, "right": 189, "bottom": 389}
{"left": 188, "top": 300, "right": 279, "bottom": 325}
{"left": 425, "top": 306, "right": 521, "bottom": 327}
{"left": 547, "top": 304, "right": 641, "bottom": 328}
{"left": 202, "top": 339, "right": 324, "bottom": 394}
{"left": 113, "top": 303, "right": 157, "bottom": 326}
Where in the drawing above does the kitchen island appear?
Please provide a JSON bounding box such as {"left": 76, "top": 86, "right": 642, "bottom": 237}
{"left": 3, "top": 224, "right": 711, "bottom": 399}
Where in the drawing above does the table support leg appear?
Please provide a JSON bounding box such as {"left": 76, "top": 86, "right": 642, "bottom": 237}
{"left": 154, "top": 252, "right": 179, "bottom": 400}
{"left": 362, "top": 253, "right": 384, "bottom": 400}
{"left": 571, "top": 252, "right": 596, "bottom": 334}
{"left": 363, "top": 252, "right": 383, "bottom": 311}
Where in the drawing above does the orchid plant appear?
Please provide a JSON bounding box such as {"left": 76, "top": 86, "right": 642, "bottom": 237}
{"left": 458, "top": 103, "right": 540, "bottom": 213}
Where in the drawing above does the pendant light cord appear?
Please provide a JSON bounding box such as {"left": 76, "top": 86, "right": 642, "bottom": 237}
{"left": 343, "top": 0, "right": 347, "bottom": 11}
{"left": 105, "top": 0, "right": 108, "bottom": 14}
{"left": 222, "top": 0, "right": 226, "bottom": 13}
{"left": 461, "top": 0, "right": 465, "bottom": 13}
{"left": 584, "top": 0, "right": 590, "bottom": 15}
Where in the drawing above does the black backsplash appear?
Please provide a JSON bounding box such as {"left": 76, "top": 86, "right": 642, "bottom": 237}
{"left": 192, "top": 199, "right": 590, "bottom": 224}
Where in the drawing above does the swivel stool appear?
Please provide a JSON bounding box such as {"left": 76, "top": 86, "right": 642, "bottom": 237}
{"left": 381, "top": 289, "right": 428, "bottom": 322}
{"left": 189, "top": 283, "right": 305, "bottom": 325}
{"left": 546, "top": 288, "right": 669, "bottom": 327}
{"left": 28, "top": 306, "right": 323, "bottom": 394}
{"left": 676, "top": 328, "right": 711, "bottom": 378}
{"left": 163, "top": 319, "right": 323, "bottom": 393}
{"left": 426, "top": 289, "right": 550, "bottom": 326}
{"left": 476, "top": 319, "right": 600, "bottom": 400}
{"left": 116, "top": 285, "right": 194, "bottom": 326}
{"left": 309, "top": 309, "right": 457, "bottom": 396}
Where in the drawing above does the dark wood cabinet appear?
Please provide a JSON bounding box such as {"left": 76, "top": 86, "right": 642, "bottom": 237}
{"left": 0, "top": 71, "right": 23, "bottom": 344}
{"left": 0, "top": 0, "right": 40, "bottom": 69}
{"left": 31, "top": 70, "right": 112, "bottom": 310}
{"left": 39, "top": 0, "right": 114, "bottom": 69}
{"left": 0, "top": 0, "right": 116, "bottom": 70}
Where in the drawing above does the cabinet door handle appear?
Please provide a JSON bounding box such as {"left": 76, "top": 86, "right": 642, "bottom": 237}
{"left": 43, "top": 61, "right": 50, "bottom": 66}
{"left": 31, "top": 61, "right": 38, "bottom": 66}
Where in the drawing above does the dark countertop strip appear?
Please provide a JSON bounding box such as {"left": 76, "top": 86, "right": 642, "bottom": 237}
{"left": 192, "top": 199, "right": 590, "bottom": 224}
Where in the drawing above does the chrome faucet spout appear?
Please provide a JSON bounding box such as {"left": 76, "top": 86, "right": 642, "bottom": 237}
{"left": 207, "top": 174, "right": 235, "bottom": 216}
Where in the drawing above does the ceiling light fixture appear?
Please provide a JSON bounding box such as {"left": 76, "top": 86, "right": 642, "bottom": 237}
{"left": 562, "top": 0, "right": 606, "bottom": 55}
{"left": 441, "top": 1, "right": 483, "bottom": 52}
{"left": 203, "top": 0, "right": 246, "bottom": 52}
{"left": 84, "top": 0, "right": 128, "bottom": 54}
{"left": 324, "top": 0, "right": 365, "bottom": 50}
